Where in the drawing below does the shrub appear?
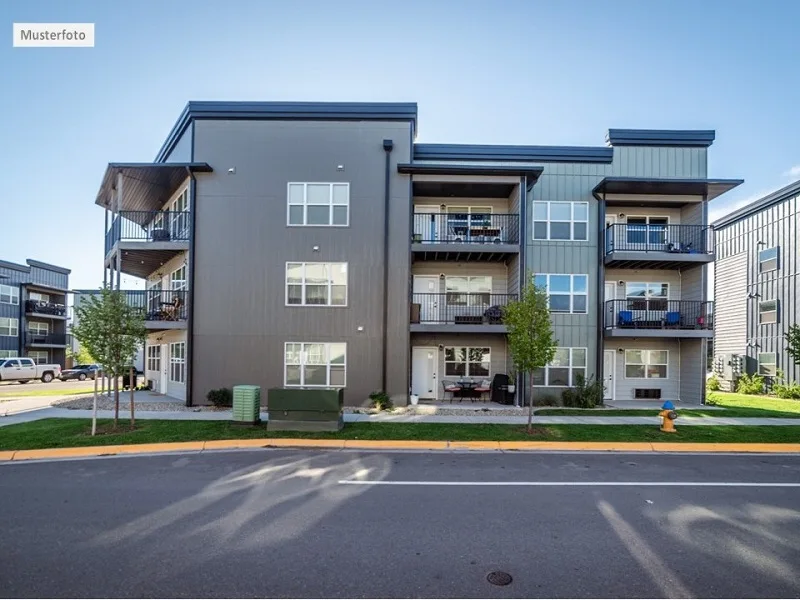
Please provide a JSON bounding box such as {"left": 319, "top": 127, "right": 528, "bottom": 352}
{"left": 706, "top": 374, "right": 721, "bottom": 391}
{"left": 369, "top": 390, "right": 393, "bottom": 411}
{"left": 207, "top": 388, "right": 233, "bottom": 407}
{"left": 561, "top": 375, "right": 605, "bottom": 408}
{"left": 735, "top": 373, "right": 764, "bottom": 395}
{"left": 772, "top": 370, "right": 800, "bottom": 399}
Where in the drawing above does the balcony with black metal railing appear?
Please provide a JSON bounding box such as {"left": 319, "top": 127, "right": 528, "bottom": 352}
{"left": 411, "top": 213, "right": 520, "bottom": 262}
{"left": 105, "top": 210, "right": 190, "bottom": 279}
{"left": 603, "top": 299, "right": 714, "bottom": 338}
{"left": 410, "top": 293, "right": 517, "bottom": 333}
{"left": 604, "top": 224, "right": 714, "bottom": 268}
{"left": 119, "top": 289, "right": 188, "bottom": 329}
{"left": 24, "top": 300, "right": 68, "bottom": 319}
{"left": 25, "top": 332, "right": 70, "bottom": 347}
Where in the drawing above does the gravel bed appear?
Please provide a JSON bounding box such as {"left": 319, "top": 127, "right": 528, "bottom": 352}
{"left": 52, "top": 395, "right": 211, "bottom": 412}
{"left": 343, "top": 404, "right": 526, "bottom": 417}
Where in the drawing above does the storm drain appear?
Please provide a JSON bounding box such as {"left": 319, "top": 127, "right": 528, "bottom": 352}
{"left": 487, "top": 571, "right": 513, "bottom": 586}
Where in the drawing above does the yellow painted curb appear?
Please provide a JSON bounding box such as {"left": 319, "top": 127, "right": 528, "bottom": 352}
{"left": 13, "top": 446, "right": 118, "bottom": 461}
{"left": 266, "top": 439, "right": 346, "bottom": 449}
{"left": 0, "top": 451, "right": 17, "bottom": 461}
{"left": 203, "top": 439, "right": 272, "bottom": 450}
{"left": 113, "top": 442, "right": 206, "bottom": 455}
{"left": 449, "top": 441, "right": 502, "bottom": 451}
{"left": 343, "top": 440, "right": 449, "bottom": 450}
{"left": 651, "top": 443, "right": 800, "bottom": 453}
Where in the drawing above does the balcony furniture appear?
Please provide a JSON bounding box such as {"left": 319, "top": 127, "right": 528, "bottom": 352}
{"left": 454, "top": 315, "right": 483, "bottom": 325}
{"left": 490, "top": 373, "right": 514, "bottom": 405}
{"left": 442, "top": 380, "right": 462, "bottom": 403}
{"left": 410, "top": 303, "right": 421, "bottom": 324}
{"left": 664, "top": 312, "right": 680, "bottom": 327}
{"left": 618, "top": 311, "right": 634, "bottom": 328}
{"left": 160, "top": 296, "right": 184, "bottom": 321}
{"left": 456, "top": 379, "right": 479, "bottom": 402}
{"left": 151, "top": 228, "right": 171, "bottom": 242}
{"left": 484, "top": 305, "right": 503, "bottom": 324}
{"left": 474, "top": 379, "right": 492, "bottom": 401}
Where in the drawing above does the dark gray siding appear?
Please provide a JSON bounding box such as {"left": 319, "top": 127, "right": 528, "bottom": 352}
{"left": 28, "top": 265, "right": 68, "bottom": 291}
{"left": 191, "top": 119, "right": 413, "bottom": 405}
{"left": 679, "top": 339, "right": 705, "bottom": 403}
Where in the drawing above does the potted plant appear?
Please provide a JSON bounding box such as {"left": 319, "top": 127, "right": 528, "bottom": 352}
{"left": 506, "top": 369, "right": 517, "bottom": 394}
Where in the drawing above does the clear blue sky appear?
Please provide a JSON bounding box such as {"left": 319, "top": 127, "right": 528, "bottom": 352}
{"left": 1, "top": 0, "right": 799, "bottom": 290}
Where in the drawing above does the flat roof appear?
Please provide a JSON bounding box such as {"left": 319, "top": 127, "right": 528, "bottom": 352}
{"left": 713, "top": 178, "right": 800, "bottom": 228}
{"left": 413, "top": 143, "right": 613, "bottom": 164}
{"left": 0, "top": 259, "right": 71, "bottom": 275}
{"left": 397, "top": 162, "right": 543, "bottom": 186}
{"left": 606, "top": 129, "right": 716, "bottom": 148}
{"left": 593, "top": 177, "right": 744, "bottom": 201}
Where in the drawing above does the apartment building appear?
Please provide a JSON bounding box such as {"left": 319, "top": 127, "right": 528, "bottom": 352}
{"left": 96, "top": 102, "right": 740, "bottom": 406}
{"left": 0, "top": 258, "right": 71, "bottom": 367}
{"left": 713, "top": 179, "right": 800, "bottom": 389}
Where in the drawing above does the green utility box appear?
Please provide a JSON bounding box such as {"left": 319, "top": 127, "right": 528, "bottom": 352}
{"left": 267, "top": 388, "right": 344, "bottom": 432}
{"left": 232, "top": 385, "right": 261, "bottom": 425}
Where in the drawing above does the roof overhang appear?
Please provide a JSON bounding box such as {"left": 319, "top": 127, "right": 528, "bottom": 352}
{"left": 593, "top": 177, "right": 744, "bottom": 202}
{"left": 606, "top": 129, "right": 716, "bottom": 148}
{"left": 413, "top": 144, "right": 613, "bottom": 163}
{"left": 398, "top": 163, "right": 543, "bottom": 191}
{"left": 95, "top": 163, "right": 213, "bottom": 212}
{"left": 713, "top": 178, "right": 800, "bottom": 228}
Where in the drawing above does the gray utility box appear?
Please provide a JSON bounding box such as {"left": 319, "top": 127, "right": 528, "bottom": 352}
{"left": 232, "top": 385, "right": 261, "bottom": 425}
{"left": 267, "top": 388, "right": 344, "bottom": 432}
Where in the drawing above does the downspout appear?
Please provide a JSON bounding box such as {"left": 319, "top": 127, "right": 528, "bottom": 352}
{"left": 18, "top": 284, "right": 25, "bottom": 358}
{"left": 596, "top": 191, "right": 606, "bottom": 399}
{"left": 185, "top": 166, "right": 197, "bottom": 407}
{"left": 701, "top": 194, "right": 709, "bottom": 405}
{"left": 381, "top": 139, "right": 394, "bottom": 393}
{"left": 516, "top": 177, "right": 527, "bottom": 407}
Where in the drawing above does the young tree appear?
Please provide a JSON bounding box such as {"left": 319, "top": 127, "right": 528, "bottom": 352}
{"left": 71, "top": 288, "right": 146, "bottom": 430}
{"left": 503, "top": 278, "right": 557, "bottom": 433}
{"left": 785, "top": 324, "right": 800, "bottom": 369}
{"left": 66, "top": 344, "right": 95, "bottom": 366}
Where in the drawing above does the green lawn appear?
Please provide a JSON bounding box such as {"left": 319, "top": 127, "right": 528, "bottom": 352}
{"left": 1, "top": 419, "right": 799, "bottom": 451}
{"left": 0, "top": 388, "right": 92, "bottom": 400}
{"left": 707, "top": 391, "right": 800, "bottom": 414}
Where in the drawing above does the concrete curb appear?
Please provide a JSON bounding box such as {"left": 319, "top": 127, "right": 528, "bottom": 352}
{"left": 2, "top": 439, "right": 800, "bottom": 462}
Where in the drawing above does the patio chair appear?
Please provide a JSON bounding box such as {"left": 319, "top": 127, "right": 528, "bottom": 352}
{"left": 441, "top": 380, "right": 462, "bottom": 404}
{"left": 664, "top": 311, "right": 680, "bottom": 328}
{"left": 474, "top": 379, "right": 492, "bottom": 401}
{"left": 484, "top": 305, "right": 503, "bottom": 324}
{"left": 617, "top": 310, "right": 634, "bottom": 328}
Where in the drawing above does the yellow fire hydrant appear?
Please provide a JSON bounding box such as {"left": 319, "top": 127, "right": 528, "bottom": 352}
{"left": 659, "top": 401, "right": 678, "bottom": 433}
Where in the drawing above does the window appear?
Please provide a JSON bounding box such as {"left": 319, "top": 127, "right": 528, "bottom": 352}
{"left": 444, "top": 347, "right": 490, "bottom": 378}
{"left": 0, "top": 317, "right": 19, "bottom": 337}
{"left": 445, "top": 276, "right": 491, "bottom": 307}
{"left": 28, "top": 291, "right": 49, "bottom": 303}
{"left": 0, "top": 350, "right": 17, "bottom": 359}
{"left": 286, "top": 262, "right": 348, "bottom": 306}
{"left": 170, "top": 265, "right": 187, "bottom": 292}
{"left": 532, "top": 348, "right": 587, "bottom": 386}
{"left": 626, "top": 216, "right": 669, "bottom": 245}
{"left": 625, "top": 350, "right": 668, "bottom": 379}
{"left": 759, "top": 300, "right": 778, "bottom": 324}
{"left": 287, "top": 183, "right": 349, "bottom": 226}
{"left": 533, "top": 202, "right": 588, "bottom": 241}
{"left": 758, "top": 352, "right": 777, "bottom": 376}
{"left": 147, "top": 280, "right": 163, "bottom": 314}
{"left": 284, "top": 342, "right": 346, "bottom": 387}
{"left": 170, "top": 187, "right": 189, "bottom": 237}
{"left": 169, "top": 342, "right": 186, "bottom": 383}
{"left": 534, "top": 274, "right": 588, "bottom": 314}
{"left": 27, "top": 322, "right": 48, "bottom": 335}
{"left": 759, "top": 246, "right": 779, "bottom": 272}
{"left": 0, "top": 284, "right": 19, "bottom": 306}
{"left": 147, "top": 346, "right": 161, "bottom": 372}
{"left": 446, "top": 206, "right": 493, "bottom": 239}
{"left": 28, "top": 350, "right": 48, "bottom": 365}
{"left": 625, "top": 282, "right": 669, "bottom": 310}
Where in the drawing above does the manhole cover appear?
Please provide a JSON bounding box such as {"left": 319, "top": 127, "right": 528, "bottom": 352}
{"left": 487, "top": 571, "right": 513, "bottom": 586}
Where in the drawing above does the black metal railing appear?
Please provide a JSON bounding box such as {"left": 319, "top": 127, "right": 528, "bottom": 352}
{"left": 412, "top": 213, "right": 520, "bottom": 244}
{"left": 120, "top": 289, "right": 188, "bottom": 322}
{"left": 605, "top": 224, "right": 712, "bottom": 255}
{"left": 105, "top": 210, "right": 190, "bottom": 253}
{"left": 411, "top": 293, "right": 517, "bottom": 324}
{"left": 24, "top": 300, "right": 67, "bottom": 317}
{"left": 25, "top": 332, "right": 69, "bottom": 346}
{"left": 604, "top": 299, "right": 714, "bottom": 330}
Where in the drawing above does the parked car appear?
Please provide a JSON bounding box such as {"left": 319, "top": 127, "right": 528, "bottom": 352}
{"left": 59, "top": 364, "right": 100, "bottom": 382}
{"left": 0, "top": 358, "right": 61, "bottom": 383}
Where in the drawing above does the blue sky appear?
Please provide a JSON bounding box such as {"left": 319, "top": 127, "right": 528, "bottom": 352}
{"left": 1, "top": 0, "right": 799, "bottom": 290}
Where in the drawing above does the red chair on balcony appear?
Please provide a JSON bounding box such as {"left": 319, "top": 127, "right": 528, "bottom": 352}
{"left": 441, "top": 380, "right": 462, "bottom": 404}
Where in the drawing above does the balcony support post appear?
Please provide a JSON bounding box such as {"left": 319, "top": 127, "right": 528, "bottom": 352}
{"left": 115, "top": 172, "right": 123, "bottom": 291}
{"left": 596, "top": 193, "right": 606, "bottom": 400}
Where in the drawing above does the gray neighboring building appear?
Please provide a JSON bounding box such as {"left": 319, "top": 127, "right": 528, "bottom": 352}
{"left": 0, "top": 259, "right": 71, "bottom": 367}
{"left": 712, "top": 179, "right": 800, "bottom": 389}
{"left": 94, "top": 102, "right": 741, "bottom": 406}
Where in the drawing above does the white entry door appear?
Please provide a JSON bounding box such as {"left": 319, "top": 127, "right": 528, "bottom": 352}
{"left": 603, "top": 350, "right": 615, "bottom": 401}
{"left": 604, "top": 282, "right": 616, "bottom": 302}
{"left": 160, "top": 343, "right": 169, "bottom": 394}
{"left": 413, "top": 205, "right": 439, "bottom": 242}
{"left": 411, "top": 347, "right": 438, "bottom": 399}
{"left": 413, "top": 275, "right": 440, "bottom": 323}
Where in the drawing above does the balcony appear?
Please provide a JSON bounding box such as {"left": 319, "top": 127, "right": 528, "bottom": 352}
{"left": 121, "top": 290, "right": 188, "bottom": 330}
{"left": 411, "top": 213, "right": 520, "bottom": 262}
{"left": 25, "top": 332, "right": 69, "bottom": 347}
{"left": 105, "top": 210, "right": 190, "bottom": 278}
{"left": 604, "top": 299, "right": 713, "bottom": 338}
{"left": 410, "top": 293, "right": 516, "bottom": 333}
{"left": 24, "top": 300, "right": 67, "bottom": 319}
{"left": 604, "top": 224, "right": 714, "bottom": 269}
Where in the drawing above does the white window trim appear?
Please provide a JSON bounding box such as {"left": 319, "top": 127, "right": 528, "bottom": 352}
{"left": 169, "top": 342, "right": 186, "bottom": 384}
{"left": 532, "top": 201, "right": 589, "bottom": 241}
{"left": 758, "top": 352, "right": 777, "bottom": 376}
{"left": 533, "top": 347, "right": 588, "bottom": 387}
{"left": 170, "top": 265, "right": 187, "bottom": 292}
{"left": 624, "top": 349, "right": 669, "bottom": 379}
{"left": 759, "top": 300, "right": 779, "bottom": 324}
{"left": 534, "top": 273, "right": 589, "bottom": 314}
{"left": 759, "top": 246, "right": 779, "bottom": 273}
{"left": 0, "top": 317, "right": 19, "bottom": 337}
{"left": 285, "top": 262, "right": 348, "bottom": 307}
{"left": 287, "top": 182, "right": 350, "bottom": 227}
{"left": 0, "top": 350, "right": 18, "bottom": 359}
{"left": 0, "top": 284, "right": 20, "bottom": 306}
{"left": 28, "top": 350, "right": 48, "bottom": 365}
{"left": 27, "top": 322, "right": 49, "bottom": 335}
{"left": 444, "top": 275, "right": 492, "bottom": 306}
{"left": 283, "top": 342, "right": 347, "bottom": 388}
{"left": 443, "top": 346, "right": 492, "bottom": 379}
{"left": 147, "top": 345, "right": 161, "bottom": 372}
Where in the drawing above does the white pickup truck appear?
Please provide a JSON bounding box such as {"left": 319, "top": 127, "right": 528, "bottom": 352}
{"left": 0, "top": 358, "right": 62, "bottom": 383}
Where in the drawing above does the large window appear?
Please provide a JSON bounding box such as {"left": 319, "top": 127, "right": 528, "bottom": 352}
{"left": 0, "top": 284, "right": 19, "bottom": 306}
{"left": 170, "top": 187, "right": 189, "bottom": 237}
{"left": 758, "top": 352, "right": 777, "bottom": 376}
{"left": 0, "top": 350, "right": 18, "bottom": 359}
{"left": 0, "top": 317, "right": 19, "bottom": 337}
{"left": 28, "top": 350, "right": 48, "bottom": 365}
{"left": 759, "top": 247, "right": 779, "bottom": 272}
{"left": 284, "top": 342, "right": 346, "bottom": 387}
{"left": 169, "top": 342, "right": 186, "bottom": 383}
{"left": 534, "top": 274, "right": 588, "bottom": 314}
{"left": 444, "top": 347, "right": 490, "bottom": 378}
{"left": 759, "top": 300, "right": 778, "bottom": 324}
{"left": 287, "top": 183, "right": 349, "bottom": 226}
{"left": 625, "top": 349, "right": 668, "bottom": 379}
{"left": 170, "top": 265, "right": 187, "bottom": 292}
{"left": 532, "top": 348, "right": 587, "bottom": 386}
{"left": 625, "top": 282, "right": 669, "bottom": 310}
{"left": 286, "top": 262, "right": 348, "bottom": 306}
{"left": 445, "top": 276, "right": 491, "bottom": 306}
{"left": 27, "top": 322, "right": 48, "bottom": 335}
{"left": 626, "top": 216, "right": 669, "bottom": 245}
{"left": 147, "top": 346, "right": 161, "bottom": 372}
{"left": 533, "top": 202, "right": 588, "bottom": 241}
{"left": 29, "top": 291, "right": 49, "bottom": 303}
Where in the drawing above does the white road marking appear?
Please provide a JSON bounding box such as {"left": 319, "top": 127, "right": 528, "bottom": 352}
{"left": 338, "top": 480, "right": 800, "bottom": 487}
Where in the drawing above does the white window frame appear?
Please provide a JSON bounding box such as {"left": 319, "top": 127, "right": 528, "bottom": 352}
{"left": 287, "top": 182, "right": 350, "bottom": 227}
{"left": 169, "top": 186, "right": 190, "bottom": 238}
{"left": 0, "top": 350, "right": 18, "bottom": 359}
{"left": 624, "top": 349, "right": 669, "bottom": 379}
{"left": 0, "top": 284, "right": 19, "bottom": 306}
{"left": 0, "top": 317, "right": 19, "bottom": 337}
{"left": 147, "top": 345, "right": 161, "bottom": 372}
{"left": 285, "top": 262, "right": 348, "bottom": 307}
{"left": 625, "top": 282, "right": 669, "bottom": 310}
{"left": 759, "top": 246, "right": 779, "bottom": 273}
{"left": 445, "top": 276, "right": 492, "bottom": 307}
{"left": 532, "top": 201, "right": 589, "bottom": 241}
{"left": 169, "top": 342, "right": 186, "bottom": 383}
{"left": 443, "top": 347, "right": 491, "bottom": 378}
{"left": 759, "top": 300, "right": 778, "bottom": 324}
{"left": 28, "top": 291, "right": 49, "bottom": 303}
{"left": 27, "top": 322, "right": 49, "bottom": 335}
{"left": 283, "top": 342, "right": 347, "bottom": 387}
{"left": 625, "top": 215, "right": 670, "bottom": 245}
{"left": 170, "top": 265, "right": 187, "bottom": 293}
{"left": 758, "top": 352, "right": 777, "bottom": 376}
{"left": 28, "top": 350, "right": 48, "bottom": 365}
{"left": 533, "top": 347, "right": 588, "bottom": 387}
{"left": 533, "top": 273, "right": 588, "bottom": 314}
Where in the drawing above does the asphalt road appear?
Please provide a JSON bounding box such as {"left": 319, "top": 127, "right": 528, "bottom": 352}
{"left": 1, "top": 450, "right": 799, "bottom": 599}
{"left": 0, "top": 379, "right": 96, "bottom": 395}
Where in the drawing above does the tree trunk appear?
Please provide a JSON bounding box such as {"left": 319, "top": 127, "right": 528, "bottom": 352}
{"left": 92, "top": 370, "right": 99, "bottom": 436}
{"left": 129, "top": 366, "right": 135, "bottom": 429}
{"left": 526, "top": 376, "right": 534, "bottom": 433}
{"left": 113, "top": 375, "right": 119, "bottom": 428}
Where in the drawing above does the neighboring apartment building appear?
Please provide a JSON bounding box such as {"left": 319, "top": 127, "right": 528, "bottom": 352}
{"left": 0, "top": 258, "right": 71, "bottom": 367}
{"left": 95, "top": 102, "right": 740, "bottom": 406}
{"left": 713, "top": 179, "right": 800, "bottom": 389}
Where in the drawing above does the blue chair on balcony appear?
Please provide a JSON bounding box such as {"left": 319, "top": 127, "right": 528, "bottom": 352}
{"left": 617, "top": 310, "right": 634, "bottom": 328}
{"left": 664, "top": 311, "right": 680, "bottom": 328}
